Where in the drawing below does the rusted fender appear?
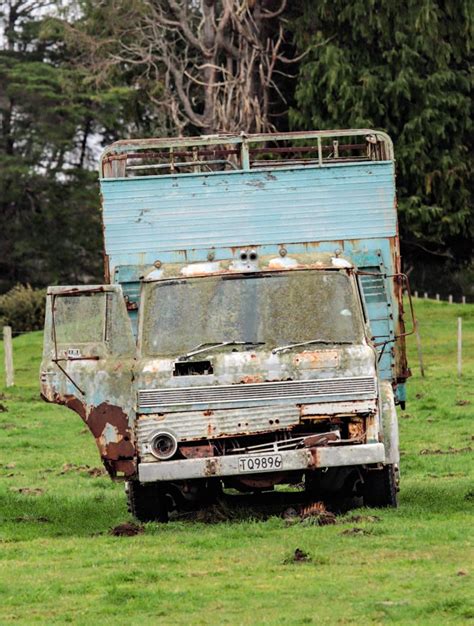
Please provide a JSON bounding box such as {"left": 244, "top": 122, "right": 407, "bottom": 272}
{"left": 48, "top": 393, "right": 136, "bottom": 478}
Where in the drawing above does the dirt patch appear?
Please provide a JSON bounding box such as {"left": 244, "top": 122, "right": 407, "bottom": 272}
{"left": 172, "top": 496, "right": 363, "bottom": 524}
{"left": 10, "top": 487, "right": 44, "bottom": 496}
{"left": 283, "top": 548, "right": 311, "bottom": 564}
{"left": 283, "top": 501, "right": 337, "bottom": 526}
{"left": 0, "top": 403, "right": 8, "bottom": 412}
{"left": 87, "top": 467, "right": 106, "bottom": 477}
{"left": 455, "top": 400, "right": 470, "bottom": 406}
{"left": 340, "top": 527, "right": 372, "bottom": 536}
{"left": 110, "top": 522, "right": 144, "bottom": 537}
{"left": 420, "top": 446, "right": 472, "bottom": 455}
{"left": 59, "top": 463, "right": 106, "bottom": 477}
{"left": 345, "top": 514, "right": 381, "bottom": 524}
{"left": 14, "top": 515, "right": 50, "bottom": 523}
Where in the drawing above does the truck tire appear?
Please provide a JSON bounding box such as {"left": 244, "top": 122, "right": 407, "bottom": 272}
{"left": 126, "top": 481, "right": 169, "bottom": 522}
{"left": 362, "top": 464, "right": 398, "bottom": 508}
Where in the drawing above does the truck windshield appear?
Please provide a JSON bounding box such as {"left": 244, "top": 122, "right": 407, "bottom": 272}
{"left": 141, "top": 270, "right": 364, "bottom": 357}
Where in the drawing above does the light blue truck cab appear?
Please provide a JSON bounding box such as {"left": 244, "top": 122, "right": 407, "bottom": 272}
{"left": 40, "top": 130, "right": 414, "bottom": 520}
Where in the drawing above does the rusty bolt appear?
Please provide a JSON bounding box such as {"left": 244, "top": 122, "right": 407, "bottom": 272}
{"left": 154, "top": 260, "right": 162, "bottom": 268}
{"left": 279, "top": 247, "right": 287, "bottom": 257}
{"left": 206, "top": 459, "right": 217, "bottom": 475}
{"left": 207, "top": 251, "right": 215, "bottom": 261}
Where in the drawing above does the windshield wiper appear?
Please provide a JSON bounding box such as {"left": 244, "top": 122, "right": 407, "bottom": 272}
{"left": 178, "top": 341, "right": 265, "bottom": 361}
{"left": 272, "top": 339, "right": 352, "bottom": 354}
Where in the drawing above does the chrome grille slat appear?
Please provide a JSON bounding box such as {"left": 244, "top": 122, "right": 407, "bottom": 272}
{"left": 138, "top": 376, "right": 376, "bottom": 410}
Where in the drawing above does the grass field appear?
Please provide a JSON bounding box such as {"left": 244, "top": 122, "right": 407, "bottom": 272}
{"left": 0, "top": 299, "right": 473, "bottom": 625}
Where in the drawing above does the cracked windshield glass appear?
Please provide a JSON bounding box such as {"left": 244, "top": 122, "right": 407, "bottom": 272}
{"left": 142, "top": 270, "right": 363, "bottom": 356}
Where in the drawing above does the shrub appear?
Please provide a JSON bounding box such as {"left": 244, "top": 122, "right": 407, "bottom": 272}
{"left": 0, "top": 284, "right": 46, "bottom": 332}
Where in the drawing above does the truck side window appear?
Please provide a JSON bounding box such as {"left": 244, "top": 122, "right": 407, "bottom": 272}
{"left": 53, "top": 293, "right": 106, "bottom": 345}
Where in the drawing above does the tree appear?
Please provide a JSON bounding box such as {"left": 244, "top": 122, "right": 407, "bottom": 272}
{"left": 291, "top": 0, "right": 473, "bottom": 279}
{"left": 66, "top": 0, "right": 298, "bottom": 135}
{"left": 0, "top": 0, "right": 140, "bottom": 291}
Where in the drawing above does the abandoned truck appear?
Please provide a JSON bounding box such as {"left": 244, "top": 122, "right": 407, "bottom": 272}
{"left": 40, "top": 129, "right": 414, "bottom": 521}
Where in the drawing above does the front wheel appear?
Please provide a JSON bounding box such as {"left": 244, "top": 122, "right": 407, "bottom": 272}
{"left": 126, "top": 481, "right": 170, "bottom": 522}
{"left": 362, "top": 464, "right": 399, "bottom": 508}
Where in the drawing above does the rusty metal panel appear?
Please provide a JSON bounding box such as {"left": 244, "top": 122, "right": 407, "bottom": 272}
{"left": 137, "top": 443, "right": 386, "bottom": 482}
{"left": 136, "top": 405, "right": 301, "bottom": 457}
{"left": 138, "top": 376, "right": 377, "bottom": 412}
{"left": 100, "top": 162, "right": 396, "bottom": 270}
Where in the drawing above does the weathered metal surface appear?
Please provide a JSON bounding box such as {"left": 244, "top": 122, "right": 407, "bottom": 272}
{"left": 293, "top": 350, "right": 339, "bottom": 369}
{"left": 300, "top": 399, "right": 376, "bottom": 416}
{"left": 138, "top": 376, "right": 377, "bottom": 412}
{"left": 50, "top": 394, "right": 136, "bottom": 477}
{"left": 308, "top": 443, "right": 385, "bottom": 470}
{"left": 101, "top": 128, "right": 393, "bottom": 163}
{"left": 380, "top": 380, "right": 400, "bottom": 464}
{"left": 136, "top": 405, "right": 300, "bottom": 458}
{"left": 40, "top": 285, "right": 137, "bottom": 478}
{"left": 137, "top": 443, "right": 386, "bottom": 482}
{"left": 100, "top": 162, "right": 396, "bottom": 270}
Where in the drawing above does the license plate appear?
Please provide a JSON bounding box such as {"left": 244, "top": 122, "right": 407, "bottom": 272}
{"left": 238, "top": 454, "right": 282, "bottom": 473}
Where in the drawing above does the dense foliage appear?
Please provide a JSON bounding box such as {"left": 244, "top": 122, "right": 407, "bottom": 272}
{"left": 291, "top": 0, "right": 473, "bottom": 287}
{"left": 0, "top": 0, "right": 472, "bottom": 295}
{"left": 0, "top": 284, "right": 46, "bottom": 331}
{"left": 0, "top": 1, "right": 142, "bottom": 292}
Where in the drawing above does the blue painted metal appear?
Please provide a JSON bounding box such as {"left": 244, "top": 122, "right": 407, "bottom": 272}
{"left": 100, "top": 139, "right": 404, "bottom": 388}
{"left": 100, "top": 161, "right": 396, "bottom": 271}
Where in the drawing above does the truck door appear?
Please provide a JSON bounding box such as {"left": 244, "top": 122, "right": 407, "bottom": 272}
{"left": 41, "top": 285, "right": 137, "bottom": 478}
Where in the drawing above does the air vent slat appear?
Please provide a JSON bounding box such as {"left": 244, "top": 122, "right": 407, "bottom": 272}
{"left": 138, "top": 377, "right": 376, "bottom": 410}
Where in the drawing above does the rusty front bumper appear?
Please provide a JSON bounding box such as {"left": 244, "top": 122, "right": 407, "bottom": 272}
{"left": 138, "top": 443, "right": 385, "bottom": 483}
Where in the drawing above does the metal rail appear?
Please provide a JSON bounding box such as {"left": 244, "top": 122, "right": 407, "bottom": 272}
{"left": 100, "top": 129, "right": 394, "bottom": 178}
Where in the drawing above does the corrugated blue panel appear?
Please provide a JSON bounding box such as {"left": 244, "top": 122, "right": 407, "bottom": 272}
{"left": 101, "top": 162, "right": 395, "bottom": 266}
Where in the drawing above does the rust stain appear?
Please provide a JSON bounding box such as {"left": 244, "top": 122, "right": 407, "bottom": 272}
{"left": 204, "top": 459, "right": 219, "bottom": 476}
{"left": 308, "top": 449, "right": 320, "bottom": 467}
{"left": 348, "top": 416, "right": 365, "bottom": 440}
{"left": 239, "top": 375, "right": 264, "bottom": 384}
{"left": 50, "top": 394, "right": 136, "bottom": 478}
{"left": 293, "top": 350, "right": 339, "bottom": 369}
{"left": 303, "top": 432, "right": 340, "bottom": 447}
{"left": 180, "top": 444, "right": 214, "bottom": 459}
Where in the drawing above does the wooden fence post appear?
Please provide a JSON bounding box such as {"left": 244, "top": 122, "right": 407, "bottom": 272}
{"left": 448, "top": 295, "right": 453, "bottom": 304}
{"left": 3, "top": 326, "right": 14, "bottom": 387}
{"left": 457, "top": 317, "right": 462, "bottom": 378}
{"left": 414, "top": 320, "right": 425, "bottom": 378}
{"left": 462, "top": 296, "right": 466, "bottom": 305}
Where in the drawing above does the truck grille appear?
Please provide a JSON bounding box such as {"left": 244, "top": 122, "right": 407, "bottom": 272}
{"left": 138, "top": 376, "right": 376, "bottom": 411}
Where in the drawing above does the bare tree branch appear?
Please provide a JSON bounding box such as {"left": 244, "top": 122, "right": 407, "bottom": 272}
{"left": 70, "top": 0, "right": 317, "bottom": 134}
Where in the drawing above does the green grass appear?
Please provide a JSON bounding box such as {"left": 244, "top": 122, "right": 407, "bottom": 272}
{"left": 0, "top": 299, "right": 473, "bottom": 625}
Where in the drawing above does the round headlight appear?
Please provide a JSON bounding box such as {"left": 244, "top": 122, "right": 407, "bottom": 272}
{"left": 150, "top": 431, "right": 178, "bottom": 460}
